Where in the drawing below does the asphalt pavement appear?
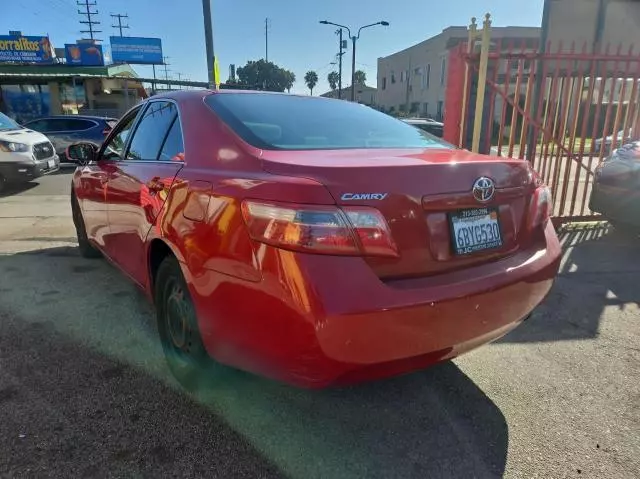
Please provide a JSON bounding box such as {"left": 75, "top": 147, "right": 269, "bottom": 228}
{"left": 0, "top": 171, "right": 639, "bottom": 478}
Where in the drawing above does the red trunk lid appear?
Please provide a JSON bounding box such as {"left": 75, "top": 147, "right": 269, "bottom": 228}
{"left": 261, "top": 148, "right": 536, "bottom": 279}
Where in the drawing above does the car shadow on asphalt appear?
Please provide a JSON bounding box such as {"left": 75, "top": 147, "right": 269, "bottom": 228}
{"left": 0, "top": 246, "right": 509, "bottom": 479}
{"left": 0, "top": 181, "right": 39, "bottom": 198}
{"left": 498, "top": 222, "right": 640, "bottom": 344}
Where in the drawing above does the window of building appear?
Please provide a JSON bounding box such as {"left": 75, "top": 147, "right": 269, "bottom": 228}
{"left": 391, "top": 71, "right": 396, "bottom": 84}
{"left": 382, "top": 77, "right": 387, "bottom": 90}
{"left": 423, "top": 102, "right": 429, "bottom": 115}
{"left": 400, "top": 71, "right": 404, "bottom": 83}
{"left": 437, "top": 100, "right": 444, "bottom": 121}
{"left": 59, "top": 80, "right": 87, "bottom": 115}
{"left": 440, "top": 57, "right": 446, "bottom": 85}
{"left": 426, "top": 64, "right": 431, "bottom": 89}
{"left": 0, "top": 84, "right": 51, "bottom": 123}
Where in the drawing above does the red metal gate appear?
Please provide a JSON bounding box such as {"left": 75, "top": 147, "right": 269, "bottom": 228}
{"left": 444, "top": 16, "right": 640, "bottom": 222}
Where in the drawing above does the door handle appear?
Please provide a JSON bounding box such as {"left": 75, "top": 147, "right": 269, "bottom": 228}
{"left": 146, "top": 177, "right": 165, "bottom": 193}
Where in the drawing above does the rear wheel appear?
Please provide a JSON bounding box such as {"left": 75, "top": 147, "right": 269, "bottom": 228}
{"left": 155, "top": 256, "right": 215, "bottom": 391}
{"left": 71, "top": 192, "right": 101, "bottom": 258}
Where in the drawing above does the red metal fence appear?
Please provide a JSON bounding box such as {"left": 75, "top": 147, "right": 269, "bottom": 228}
{"left": 444, "top": 30, "right": 640, "bottom": 221}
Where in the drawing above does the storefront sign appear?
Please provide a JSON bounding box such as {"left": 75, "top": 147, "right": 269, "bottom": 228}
{"left": 0, "top": 34, "right": 54, "bottom": 63}
{"left": 65, "top": 43, "right": 104, "bottom": 66}
{"left": 110, "top": 36, "right": 163, "bottom": 64}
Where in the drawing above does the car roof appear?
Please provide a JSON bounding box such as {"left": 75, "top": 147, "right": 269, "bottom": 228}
{"left": 148, "top": 88, "right": 348, "bottom": 102}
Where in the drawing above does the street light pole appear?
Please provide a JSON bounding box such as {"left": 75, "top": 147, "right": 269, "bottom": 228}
{"left": 337, "top": 28, "right": 343, "bottom": 99}
{"left": 202, "top": 0, "right": 216, "bottom": 89}
{"left": 320, "top": 20, "right": 389, "bottom": 102}
{"left": 350, "top": 35, "right": 357, "bottom": 101}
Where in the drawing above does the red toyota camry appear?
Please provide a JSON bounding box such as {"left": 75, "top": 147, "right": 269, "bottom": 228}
{"left": 68, "top": 90, "right": 561, "bottom": 389}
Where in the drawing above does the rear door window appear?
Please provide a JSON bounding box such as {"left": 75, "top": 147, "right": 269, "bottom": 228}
{"left": 125, "top": 102, "right": 178, "bottom": 161}
{"left": 62, "top": 118, "right": 96, "bottom": 131}
{"left": 26, "top": 118, "right": 96, "bottom": 132}
{"left": 158, "top": 118, "right": 185, "bottom": 162}
{"left": 24, "top": 119, "right": 54, "bottom": 132}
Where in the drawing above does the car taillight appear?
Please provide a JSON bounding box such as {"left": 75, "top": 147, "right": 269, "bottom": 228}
{"left": 241, "top": 201, "right": 398, "bottom": 257}
{"left": 527, "top": 185, "right": 552, "bottom": 231}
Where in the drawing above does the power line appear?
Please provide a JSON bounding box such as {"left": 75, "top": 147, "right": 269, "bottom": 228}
{"left": 110, "top": 13, "right": 129, "bottom": 37}
{"left": 77, "top": 0, "right": 101, "bottom": 41}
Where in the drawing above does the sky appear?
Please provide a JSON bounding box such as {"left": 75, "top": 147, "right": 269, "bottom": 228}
{"left": 2, "top": 0, "right": 544, "bottom": 94}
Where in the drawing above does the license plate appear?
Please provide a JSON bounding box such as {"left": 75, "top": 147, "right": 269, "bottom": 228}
{"left": 47, "top": 159, "right": 55, "bottom": 169}
{"left": 449, "top": 207, "right": 503, "bottom": 255}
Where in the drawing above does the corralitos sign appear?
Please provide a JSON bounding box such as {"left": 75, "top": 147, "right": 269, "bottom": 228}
{"left": 0, "top": 33, "right": 54, "bottom": 63}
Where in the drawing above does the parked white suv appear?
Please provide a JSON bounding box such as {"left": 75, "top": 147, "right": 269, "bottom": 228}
{"left": 0, "top": 112, "right": 59, "bottom": 193}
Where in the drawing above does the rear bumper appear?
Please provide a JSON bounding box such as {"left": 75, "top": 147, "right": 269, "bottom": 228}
{"left": 188, "top": 221, "right": 561, "bottom": 388}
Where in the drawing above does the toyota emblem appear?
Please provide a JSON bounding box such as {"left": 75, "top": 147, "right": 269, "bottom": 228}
{"left": 472, "top": 177, "right": 495, "bottom": 203}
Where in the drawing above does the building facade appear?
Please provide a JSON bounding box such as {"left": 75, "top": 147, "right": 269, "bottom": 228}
{"left": 0, "top": 64, "right": 145, "bottom": 123}
{"left": 376, "top": 26, "right": 541, "bottom": 119}
{"left": 545, "top": 0, "right": 640, "bottom": 52}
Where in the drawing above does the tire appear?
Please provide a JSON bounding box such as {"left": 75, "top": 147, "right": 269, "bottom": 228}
{"left": 155, "top": 256, "right": 215, "bottom": 391}
{"left": 71, "top": 192, "right": 102, "bottom": 258}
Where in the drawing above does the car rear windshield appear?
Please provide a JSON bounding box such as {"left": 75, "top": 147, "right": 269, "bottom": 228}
{"left": 205, "top": 93, "right": 453, "bottom": 151}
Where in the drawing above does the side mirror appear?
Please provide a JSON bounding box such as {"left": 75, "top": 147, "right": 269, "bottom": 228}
{"left": 66, "top": 142, "right": 98, "bottom": 165}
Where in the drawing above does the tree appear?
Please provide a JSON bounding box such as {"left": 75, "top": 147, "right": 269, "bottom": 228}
{"left": 305, "top": 70, "right": 318, "bottom": 95}
{"left": 354, "top": 70, "right": 367, "bottom": 86}
{"left": 283, "top": 71, "right": 296, "bottom": 93}
{"left": 236, "top": 59, "right": 296, "bottom": 92}
{"left": 327, "top": 71, "right": 339, "bottom": 91}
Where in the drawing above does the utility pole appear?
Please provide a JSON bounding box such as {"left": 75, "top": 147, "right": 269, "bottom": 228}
{"left": 337, "top": 28, "right": 344, "bottom": 99}
{"left": 110, "top": 13, "right": 129, "bottom": 37}
{"left": 77, "top": 0, "right": 101, "bottom": 41}
{"left": 350, "top": 35, "right": 357, "bottom": 101}
{"left": 176, "top": 72, "right": 183, "bottom": 90}
{"left": 163, "top": 56, "right": 171, "bottom": 90}
{"left": 265, "top": 18, "right": 271, "bottom": 62}
{"left": 201, "top": 0, "right": 216, "bottom": 89}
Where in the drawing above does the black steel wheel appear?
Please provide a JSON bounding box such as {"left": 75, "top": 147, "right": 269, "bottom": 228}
{"left": 155, "top": 256, "right": 213, "bottom": 391}
{"left": 71, "top": 191, "right": 101, "bottom": 258}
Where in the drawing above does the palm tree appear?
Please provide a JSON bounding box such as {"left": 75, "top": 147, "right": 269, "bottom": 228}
{"left": 284, "top": 71, "right": 296, "bottom": 93}
{"left": 327, "top": 71, "right": 339, "bottom": 91}
{"left": 354, "top": 70, "right": 367, "bottom": 86}
{"left": 304, "top": 70, "right": 318, "bottom": 95}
